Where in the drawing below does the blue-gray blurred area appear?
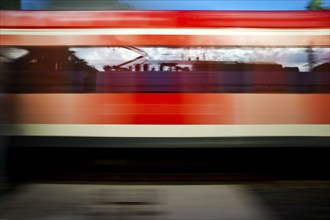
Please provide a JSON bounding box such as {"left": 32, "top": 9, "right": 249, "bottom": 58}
{"left": 0, "top": 0, "right": 133, "bottom": 10}
{"left": 1, "top": 0, "right": 330, "bottom": 10}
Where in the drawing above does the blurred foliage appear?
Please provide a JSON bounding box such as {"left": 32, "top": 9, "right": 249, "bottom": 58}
{"left": 0, "top": 0, "right": 20, "bottom": 9}
{"left": 306, "top": 0, "right": 329, "bottom": 10}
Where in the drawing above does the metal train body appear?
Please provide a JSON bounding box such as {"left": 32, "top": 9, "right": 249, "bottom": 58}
{"left": 1, "top": 10, "right": 329, "bottom": 148}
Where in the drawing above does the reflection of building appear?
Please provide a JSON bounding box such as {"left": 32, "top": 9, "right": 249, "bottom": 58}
{"left": 115, "top": 60, "right": 282, "bottom": 73}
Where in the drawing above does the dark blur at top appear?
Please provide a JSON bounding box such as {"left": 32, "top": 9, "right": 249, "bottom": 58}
{"left": 1, "top": 0, "right": 330, "bottom": 10}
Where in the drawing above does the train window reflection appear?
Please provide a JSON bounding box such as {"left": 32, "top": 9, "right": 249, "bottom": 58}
{"left": 1, "top": 46, "right": 329, "bottom": 93}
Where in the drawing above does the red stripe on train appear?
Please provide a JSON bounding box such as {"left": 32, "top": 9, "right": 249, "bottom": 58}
{"left": 1, "top": 34, "right": 328, "bottom": 46}
{"left": 7, "top": 94, "right": 330, "bottom": 125}
{"left": 1, "top": 10, "right": 330, "bottom": 29}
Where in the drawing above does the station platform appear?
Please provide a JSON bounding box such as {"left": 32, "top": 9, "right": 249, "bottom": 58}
{"left": 1, "top": 182, "right": 329, "bottom": 220}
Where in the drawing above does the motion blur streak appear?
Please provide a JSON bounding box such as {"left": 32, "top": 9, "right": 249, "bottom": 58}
{"left": 1, "top": 6, "right": 330, "bottom": 220}
{"left": 1, "top": 10, "right": 329, "bottom": 46}
{"left": 1, "top": 10, "right": 329, "bottom": 28}
{"left": 1, "top": 10, "right": 329, "bottom": 184}
{"left": 6, "top": 94, "right": 329, "bottom": 125}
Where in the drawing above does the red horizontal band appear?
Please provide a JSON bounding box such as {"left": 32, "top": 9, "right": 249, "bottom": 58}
{"left": 7, "top": 93, "right": 330, "bottom": 125}
{"left": 1, "top": 34, "right": 328, "bottom": 46}
{"left": 1, "top": 10, "right": 330, "bottom": 29}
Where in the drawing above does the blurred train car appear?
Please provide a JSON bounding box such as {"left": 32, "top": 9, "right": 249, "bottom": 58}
{"left": 1, "top": 10, "right": 329, "bottom": 181}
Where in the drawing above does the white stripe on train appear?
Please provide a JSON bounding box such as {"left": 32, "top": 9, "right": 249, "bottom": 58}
{"left": 5, "top": 124, "right": 329, "bottom": 137}
{"left": 1, "top": 28, "right": 329, "bottom": 36}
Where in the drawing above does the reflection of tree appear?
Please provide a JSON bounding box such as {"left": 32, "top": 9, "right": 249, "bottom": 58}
{"left": 306, "top": 47, "right": 315, "bottom": 71}
{"left": 305, "top": 47, "right": 330, "bottom": 71}
{"left": 11, "top": 47, "right": 97, "bottom": 74}
{"left": 6, "top": 47, "right": 98, "bottom": 93}
{"left": 0, "top": 0, "right": 20, "bottom": 9}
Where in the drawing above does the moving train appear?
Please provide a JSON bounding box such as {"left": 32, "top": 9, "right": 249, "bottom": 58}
{"left": 1, "top": 10, "right": 329, "bottom": 148}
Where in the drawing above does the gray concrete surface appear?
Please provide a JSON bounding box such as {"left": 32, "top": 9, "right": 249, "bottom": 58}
{"left": 0, "top": 184, "right": 279, "bottom": 220}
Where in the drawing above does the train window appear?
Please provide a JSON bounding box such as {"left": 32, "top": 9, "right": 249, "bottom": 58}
{"left": 1, "top": 46, "right": 329, "bottom": 93}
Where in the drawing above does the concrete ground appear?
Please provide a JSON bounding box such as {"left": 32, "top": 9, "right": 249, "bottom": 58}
{"left": 1, "top": 182, "right": 329, "bottom": 220}
{"left": 0, "top": 183, "right": 280, "bottom": 220}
